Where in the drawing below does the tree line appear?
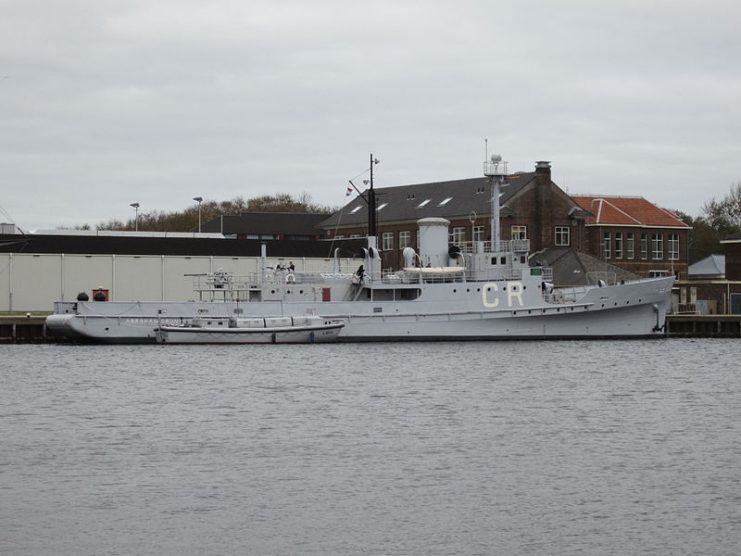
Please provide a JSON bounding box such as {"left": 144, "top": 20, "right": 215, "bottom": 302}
{"left": 77, "top": 184, "right": 741, "bottom": 264}
{"left": 84, "top": 193, "right": 336, "bottom": 233}
{"left": 675, "top": 182, "right": 741, "bottom": 262}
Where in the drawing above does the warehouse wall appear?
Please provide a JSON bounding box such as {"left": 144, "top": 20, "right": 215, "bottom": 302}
{"left": 0, "top": 253, "right": 349, "bottom": 312}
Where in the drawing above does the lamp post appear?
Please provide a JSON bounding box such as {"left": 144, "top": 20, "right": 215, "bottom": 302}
{"left": 130, "top": 202, "right": 140, "bottom": 232}
{"left": 193, "top": 196, "right": 203, "bottom": 233}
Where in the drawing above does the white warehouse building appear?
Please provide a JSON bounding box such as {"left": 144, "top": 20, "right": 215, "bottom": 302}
{"left": 0, "top": 230, "right": 364, "bottom": 312}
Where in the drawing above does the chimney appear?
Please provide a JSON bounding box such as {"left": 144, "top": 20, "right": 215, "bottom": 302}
{"left": 535, "top": 160, "right": 551, "bottom": 179}
{"left": 534, "top": 161, "right": 553, "bottom": 251}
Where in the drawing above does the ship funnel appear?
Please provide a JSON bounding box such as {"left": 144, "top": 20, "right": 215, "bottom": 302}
{"left": 417, "top": 217, "right": 450, "bottom": 267}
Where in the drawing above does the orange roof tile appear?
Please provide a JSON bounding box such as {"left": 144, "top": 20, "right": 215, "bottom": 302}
{"left": 571, "top": 196, "right": 689, "bottom": 228}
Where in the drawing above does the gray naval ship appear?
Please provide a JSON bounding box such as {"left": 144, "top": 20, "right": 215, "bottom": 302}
{"left": 46, "top": 157, "right": 674, "bottom": 343}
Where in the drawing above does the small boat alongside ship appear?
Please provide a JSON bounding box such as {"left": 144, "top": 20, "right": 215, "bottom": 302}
{"left": 154, "top": 315, "right": 344, "bottom": 344}
{"left": 45, "top": 155, "right": 674, "bottom": 343}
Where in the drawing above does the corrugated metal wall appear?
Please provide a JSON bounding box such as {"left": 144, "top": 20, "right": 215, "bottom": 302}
{"left": 0, "top": 253, "right": 350, "bottom": 312}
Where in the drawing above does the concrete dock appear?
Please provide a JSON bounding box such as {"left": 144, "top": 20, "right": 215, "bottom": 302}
{"left": 0, "top": 315, "right": 52, "bottom": 343}
{"left": 665, "top": 314, "right": 741, "bottom": 338}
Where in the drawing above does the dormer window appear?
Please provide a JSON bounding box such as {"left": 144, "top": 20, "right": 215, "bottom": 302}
{"left": 417, "top": 199, "right": 430, "bottom": 208}
{"left": 350, "top": 206, "right": 362, "bottom": 214}
{"left": 438, "top": 197, "right": 453, "bottom": 206}
{"left": 377, "top": 202, "right": 388, "bottom": 211}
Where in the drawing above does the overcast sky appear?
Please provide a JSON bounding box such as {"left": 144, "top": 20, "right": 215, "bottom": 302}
{"left": 2, "top": 0, "right": 740, "bottom": 230}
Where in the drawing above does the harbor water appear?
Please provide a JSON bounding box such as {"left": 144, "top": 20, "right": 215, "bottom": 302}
{"left": 1, "top": 339, "right": 740, "bottom": 555}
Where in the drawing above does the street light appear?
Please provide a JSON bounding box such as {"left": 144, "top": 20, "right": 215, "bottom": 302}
{"left": 130, "top": 202, "right": 140, "bottom": 232}
{"left": 193, "top": 196, "right": 203, "bottom": 233}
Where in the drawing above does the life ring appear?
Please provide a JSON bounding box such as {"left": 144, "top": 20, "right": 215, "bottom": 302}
{"left": 285, "top": 273, "right": 296, "bottom": 284}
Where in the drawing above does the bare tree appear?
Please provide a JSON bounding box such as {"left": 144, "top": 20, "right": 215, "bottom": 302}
{"left": 702, "top": 182, "right": 741, "bottom": 229}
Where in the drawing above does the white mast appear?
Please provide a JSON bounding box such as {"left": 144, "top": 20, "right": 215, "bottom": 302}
{"left": 483, "top": 153, "right": 507, "bottom": 252}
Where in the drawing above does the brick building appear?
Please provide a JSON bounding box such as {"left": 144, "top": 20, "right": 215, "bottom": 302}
{"left": 319, "top": 161, "right": 688, "bottom": 277}
{"left": 669, "top": 235, "right": 741, "bottom": 315}
{"left": 722, "top": 233, "right": 741, "bottom": 280}
{"left": 319, "top": 161, "right": 590, "bottom": 270}
{"left": 570, "top": 196, "right": 691, "bottom": 279}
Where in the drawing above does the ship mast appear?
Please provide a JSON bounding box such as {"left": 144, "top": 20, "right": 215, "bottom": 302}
{"left": 366, "top": 153, "right": 380, "bottom": 250}
{"left": 483, "top": 153, "right": 507, "bottom": 252}
{"left": 363, "top": 154, "right": 380, "bottom": 280}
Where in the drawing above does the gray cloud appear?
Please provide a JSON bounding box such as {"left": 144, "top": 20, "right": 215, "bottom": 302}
{"left": 2, "top": 0, "right": 740, "bottom": 229}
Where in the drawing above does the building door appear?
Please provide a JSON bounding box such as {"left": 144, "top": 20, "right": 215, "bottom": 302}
{"left": 731, "top": 293, "right": 741, "bottom": 315}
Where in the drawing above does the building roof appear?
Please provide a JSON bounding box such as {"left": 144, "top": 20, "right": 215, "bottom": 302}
{"left": 570, "top": 196, "right": 689, "bottom": 228}
{"left": 688, "top": 254, "right": 725, "bottom": 277}
{"left": 532, "top": 248, "right": 640, "bottom": 287}
{"left": 720, "top": 232, "right": 741, "bottom": 244}
{"left": 0, "top": 233, "right": 365, "bottom": 258}
{"left": 319, "top": 173, "right": 540, "bottom": 229}
{"left": 201, "top": 212, "right": 330, "bottom": 236}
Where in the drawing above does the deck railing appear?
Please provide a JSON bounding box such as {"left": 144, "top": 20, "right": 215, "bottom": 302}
{"left": 453, "top": 239, "right": 530, "bottom": 254}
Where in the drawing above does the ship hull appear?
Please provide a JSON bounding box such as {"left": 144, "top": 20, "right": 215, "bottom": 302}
{"left": 155, "top": 323, "right": 343, "bottom": 344}
{"left": 46, "top": 276, "right": 673, "bottom": 343}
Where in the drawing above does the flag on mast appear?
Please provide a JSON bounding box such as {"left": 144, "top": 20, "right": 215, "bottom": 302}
{"left": 345, "top": 186, "right": 353, "bottom": 196}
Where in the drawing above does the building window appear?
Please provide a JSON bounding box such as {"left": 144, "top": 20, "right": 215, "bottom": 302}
{"left": 451, "top": 227, "right": 466, "bottom": 245}
{"left": 649, "top": 270, "right": 669, "bottom": 277}
{"left": 668, "top": 234, "right": 679, "bottom": 260}
{"left": 511, "top": 225, "right": 527, "bottom": 240}
{"left": 473, "top": 226, "right": 485, "bottom": 242}
{"left": 382, "top": 232, "right": 393, "bottom": 250}
{"left": 626, "top": 233, "right": 635, "bottom": 259}
{"left": 614, "top": 232, "right": 623, "bottom": 259}
{"left": 399, "top": 230, "right": 411, "bottom": 249}
{"left": 555, "top": 226, "right": 570, "bottom": 246}
{"left": 652, "top": 233, "right": 663, "bottom": 260}
{"left": 640, "top": 233, "right": 648, "bottom": 259}
{"left": 603, "top": 232, "right": 611, "bottom": 259}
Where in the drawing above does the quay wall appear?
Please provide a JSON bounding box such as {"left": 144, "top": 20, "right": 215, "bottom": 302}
{"left": 3, "top": 315, "right": 740, "bottom": 343}
{"left": 665, "top": 315, "right": 741, "bottom": 338}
